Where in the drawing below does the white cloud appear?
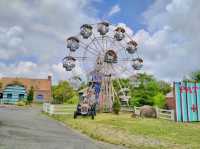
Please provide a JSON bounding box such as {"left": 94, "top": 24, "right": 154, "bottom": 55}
{"left": 0, "top": 26, "right": 26, "bottom": 60}
{"left": 108, "top": 4, "right": 121, "bottom": 16}
{"left": 135, "top": 0, "right": 200, "bottom": 81}
{"left": 0, "top": 61, "right": 72, "bottom": 84}
{"left": 0, "top": 0, "right": 97, "bottom": 84}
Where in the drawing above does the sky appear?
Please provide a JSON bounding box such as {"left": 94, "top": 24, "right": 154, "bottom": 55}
{"left": 0, "top": 0, "right": 200, "bottom": 84}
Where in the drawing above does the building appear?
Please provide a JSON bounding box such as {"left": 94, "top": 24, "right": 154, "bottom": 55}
{"left": 165, "top": 91, "right": 175, "bottom": 109}
{"left": 0, "top": 76, "right": 52, "bottom": 104}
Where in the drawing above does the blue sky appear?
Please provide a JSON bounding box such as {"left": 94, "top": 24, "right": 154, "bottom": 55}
{"left": 0, "top": 0, "right": 199, "bottom": 84}
{"left": 92, "top": 0, "right": 154, "bottom": 31}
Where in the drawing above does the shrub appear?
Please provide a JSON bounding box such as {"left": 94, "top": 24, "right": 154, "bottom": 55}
{"left": 16, "top": 100, "right": 26, "bottom": 106}
{"left": 51, "top": 99, "right": 63, "bottom": 104}
{"left": 153, "top": 93, "right": 166, "bottom": 108}
{"left": 113, "top": 98, "right": 121, "bottom": 114}
{"left": 27, "top": 86, "right": 34, "bottom": 104}
{"left": 67, "top": 95, "right": 79, "bottom": 104}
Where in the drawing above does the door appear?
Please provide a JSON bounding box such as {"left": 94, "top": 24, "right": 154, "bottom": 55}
{"left": 0, "top": 93, "right": 3, "bottom": 104}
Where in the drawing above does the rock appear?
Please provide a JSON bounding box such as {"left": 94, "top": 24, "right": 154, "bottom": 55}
{"left": 139, "top": 105, "right": 157, "bottom": 118}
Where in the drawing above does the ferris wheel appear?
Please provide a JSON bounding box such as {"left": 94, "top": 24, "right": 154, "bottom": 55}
{"left": 63, "top": 21, "right": 143, "bottom": 112}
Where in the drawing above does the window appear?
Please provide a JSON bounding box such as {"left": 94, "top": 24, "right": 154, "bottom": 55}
{"left": 19, "top": 94, "right": 24, "bottom": 99}
{"left": 37, "top": 94, "right": 44, "bottom": 101}
{"left": 7, "top": 94, "right": 12, "bottom": 99}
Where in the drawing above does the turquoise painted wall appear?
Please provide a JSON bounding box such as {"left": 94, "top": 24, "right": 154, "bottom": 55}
{"left": 2, "top": 85, "right": 27, "bottom": 104}
{"left": 175, "top": 82, "right": 200, "bottom": 122}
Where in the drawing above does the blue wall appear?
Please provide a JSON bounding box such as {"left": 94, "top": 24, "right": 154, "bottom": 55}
{"left": 2, "top": 85, "right": 27, "bottom": 104}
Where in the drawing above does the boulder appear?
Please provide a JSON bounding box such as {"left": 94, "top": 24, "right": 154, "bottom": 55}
{"left": 139, "top": 105, "right": 157, "bottom": 118}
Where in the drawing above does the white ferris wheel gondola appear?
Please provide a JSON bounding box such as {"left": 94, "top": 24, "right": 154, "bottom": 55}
{"left": 126, "top": 40, "right": 138, "bottom": 54}
{"left": 97, "top": 21, "right": 109, "bottom": 35}
{"left": 132, "top": 58, "right": 143, "bottom": 70}
{"left": 114, "top": 27, "right": 125, "bottom": 41}
{"left": 80, "top": 24, "right": 93, "bottom": 39}
{"left": 63, "top": 56, "right": 76, "bottom": 71}
{"left": 67, "top": 37, "right": 79, "bottom": 52}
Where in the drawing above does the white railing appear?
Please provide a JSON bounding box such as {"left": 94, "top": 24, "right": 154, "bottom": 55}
{"left": 134, "top": 106, "right": 141, "bottom": 115}
{"left": 43, "top": 103, "right": 76, "bottom": 115}
{"left": 121, "top": 106, "right": 175, "bottom": 121}
{"left": 120, "top": 106, "right": 134, "bottom": 112}
{"left": 156, "top": 107, "right": 175, "bottom": 121}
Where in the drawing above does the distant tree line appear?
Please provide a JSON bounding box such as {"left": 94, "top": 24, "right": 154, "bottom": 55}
{"left": 51, "top": 71, "right": 200, "bottom": 107}
{"left": 113, "top": 73, "right": 171, "bottom": 108}
{"left": 52, "top": 81, "right": 78, "bottom": 104}
{"left": 183, "top": 70, "right": 200, "bottom": 82}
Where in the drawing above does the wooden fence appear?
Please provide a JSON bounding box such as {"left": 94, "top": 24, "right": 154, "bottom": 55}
{"left": 156, "top": 108, "right": 175, "bottom": 121}
{"left": 43, "top": 103, "right": 76, "bottom": 115}
{"left": 120, "top": 106, "right": 134, "bottom": 112}
{"left": 120, "top": 106, "right": 175, "bottom": 121}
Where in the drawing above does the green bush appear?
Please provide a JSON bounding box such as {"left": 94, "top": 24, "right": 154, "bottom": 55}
{"left": 113, "top": 98, "right": 121, "bottom": 114}
{"left": 52, "top": 81, "right": 76, "bottom": 104}
{"left": 153, "top": 93, "right": 166, "bottom": 108}
{"left": 66, "top": 95, "right": 79, "bottom": 104}
{"left": 16, "top": 100, "right": 26, "bottom": 106}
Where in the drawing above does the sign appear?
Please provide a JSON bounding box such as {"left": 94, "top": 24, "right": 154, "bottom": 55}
{"left": 175, "top": 82, "right": 200, "bottom": 122}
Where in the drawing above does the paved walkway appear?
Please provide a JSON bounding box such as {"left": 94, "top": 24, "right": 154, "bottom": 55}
{"left": 0, "top": 106, "right": 125, "bottom": 149}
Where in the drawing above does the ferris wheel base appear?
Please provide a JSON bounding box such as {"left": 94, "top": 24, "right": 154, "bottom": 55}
{"left": 98, "top": 94, "right": 113, "bottom": 113}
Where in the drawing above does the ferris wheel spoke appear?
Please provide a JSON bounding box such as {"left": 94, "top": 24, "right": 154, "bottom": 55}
{"left": 114, "top": 63, "right": 134, "bottom": 77}
{"left": 80, "top": 46, "right": 99, "bottom": 58}
{"left": 124, "top": 32, "right": 134, "bottom": 42}
{"left": 92, "top": 35, "right": 105, "bottom": 53}
{"left": 79, "top": 40, "right": 100, "bottom": 54}
{"left": 107, "top": 37, "right": 116, "bottom": 50}
{"left": 89, "top": 37, "right": 102, "bottom": 54}
{"left": 117, "top": 40, "right": 134, "bottom": 63}
{"left": 109, "top": 39, "right": 127, "bottom": 62}
{"left": 118, "top": 58, "right": 132, "bottom": 61}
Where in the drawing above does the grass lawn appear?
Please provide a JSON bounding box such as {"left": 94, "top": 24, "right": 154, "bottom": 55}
{"left": 49, "top": 112, "right": 200, "bottom": 149}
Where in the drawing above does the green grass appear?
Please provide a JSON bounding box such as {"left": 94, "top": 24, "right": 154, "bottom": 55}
{"left": 49, "top": 113, "right": 200, "bottom": 149}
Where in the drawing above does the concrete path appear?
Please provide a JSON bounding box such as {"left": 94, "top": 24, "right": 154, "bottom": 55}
{"left": 0, "top": 106, "right": 125, "bottom": 149}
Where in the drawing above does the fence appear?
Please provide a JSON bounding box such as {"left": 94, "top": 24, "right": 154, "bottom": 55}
{"left": 43, "top": 103, "right": 76, "bottom": 115}
{"left": 156, "top": 108, "right": 175, "bottom": 121}
{"left": 120, "top": 106, "right": 134, "bottom": 112}
{"left": 120, "top": 106, "right": 175, "bottom": 121}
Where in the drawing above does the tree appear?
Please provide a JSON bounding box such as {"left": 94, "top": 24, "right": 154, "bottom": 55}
{"left": 190, "top": 70, "right": 200, "bottom": 82}
{"left": 153, "top": 93, "right": 166, "bottom": 108}
{"left": 128, "top": 73, "right": 171, "bottom": 107}
{"left": 112, "top": 78, "right": 131, "bottom": 93}
{"left": 78, "top": 81, "right": 87, "bottom": 91}
{"left": 52, "top": 81, "right": 76, "bottom": 104}
{"left": 157, "top": 80, "right": 171, "bottom": 95}
{"left": 129, "top": 73, "right": 159, "bottom": 106}
{"left": 27, "top": 86, "right": 34, "bottom": 104}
